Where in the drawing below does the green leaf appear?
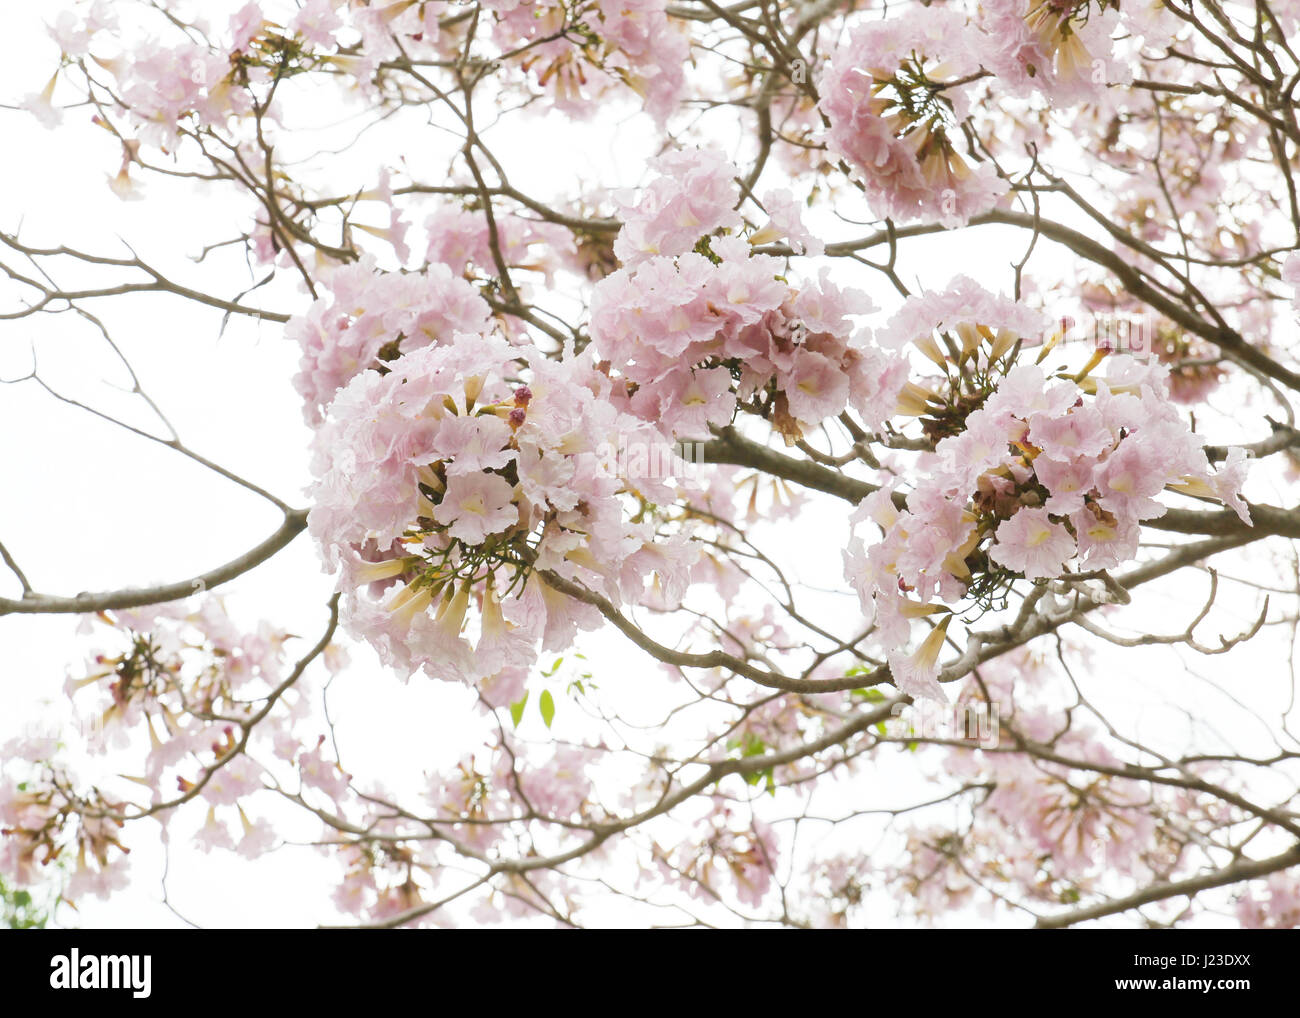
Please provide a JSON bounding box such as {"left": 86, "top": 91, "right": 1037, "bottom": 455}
{"left": 510, "top": 692, "right": 529, "bottom": 728}
{"left": 539, "top": 689, "right": 555, "bottom": 729}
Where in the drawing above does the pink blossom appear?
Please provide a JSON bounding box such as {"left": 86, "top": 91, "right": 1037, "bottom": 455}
{"left": 989, "top": 508, "right": 1075, "bottom": 580}
{"left": 229, "top": 2, "right": 265, "bottom": 52}
{"left": 976, "top": 0, "right": 1129, "bottom": 105}
{"left": 300, "top": 740, "right": 352, "bottom": 801}
{"left": 887, "top": 617, "right": 953, "bottom": 703}
{"left": 878, "top": 276, "right": 1049, "bottom": 352}
{"left": 784, "top": 350, "right": 850, "bottom": 426}
{"left": 292, "top": 0, "right": 344, "bottom": 48}
{"left": 613, "top": 148, "right": 744, "bottom": 267}
{"left": 290, "top": 257, "right": 493, "bottom": 425}
{"left": 1070, "top": 506, "right": 1139, "bottom": 570}
{"left": 819, "top": 10, "right": 1008, "bottom": 226}
{"left": 751, "top": 188, "right": 824, "bottom": 256}
{"left": 1284, "top": 252, "right": 1300, "bottom": 310}
{"left": 592, "top": 0, "right": 688, "bottom": 123}
{"left": 1034, "top": 456, "right": 1095, "bottom": 515}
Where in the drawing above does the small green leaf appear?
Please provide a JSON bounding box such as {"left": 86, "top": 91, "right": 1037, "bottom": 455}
{"left": 510, "top": 692, "right": 529, "bottom": 728}
{"left": 539, "top": 689, "right": 556, "bottom": 729}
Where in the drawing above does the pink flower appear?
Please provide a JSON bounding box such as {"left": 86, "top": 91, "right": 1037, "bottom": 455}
{"left": 237, "top": 814, "right": 278, "bottom": 859}
{"left": 512, "top": 745, "right": 593, "bottom": 818}
{"left": 1033, "top": 456, "right": 1095, "bottom": 515}
{"left": 592, "top": 0, "right": 688, "bottom": 123}
{"left": 878, "top": 276, "right": 1049, "bottom": 351}
{"left": 229, "top": 2, "right": 265, "bottom": 52}
{"left": 292, "top": 0, "right": 344, "bottom": 48}
{"left": 1029, "top": 406, "right": 1112, "bottom": 461}
{"left": 48, "top": 3, "right": 116, "bottom": 58}
{"left": 819, "top": 11, "right": 1008, "bottom": 226}
{"left": 300, "top": 740, "right": 352, "bottom": 801}
{"left": 1070, "top": 506, "right": 1139, "bottom": 570}
{"left": 433, "top": 415, "right": 514, "bottom": 475}
{"left": 432, "top": 472, "right": 519, "bottom": 544}
{"left": 193, "top": 807, "right": 235, "bottom": 854}
{"left": 751, "top": 188, "right": 824, "bottom": 255}
{"left": 290, "top": 257, "right": 493, "bottom": 425}
{"left": 1237, "top": 872, "right": 1300, "bottom": 929}
{"left": 1284, "top": 252, "right": 1300, "bottom": 311}
{"left": 887, "top": 616, "right": 952, "bottom": 703}
{"left": 650, "top": 366, "right": 736, "bottom": 438}
{"left": 592, "top": 242, "right": 892, "bottom": 438}
{"left": 613, "top": 148, "right": 744, "bottom": 266}
{"left": 976, "top": 0, "right": 1128, "bottom": 105}
{"left": 200, "top": 754, "right": 264, "bottom": 807}
{"left": 1211, "top": 447, "right": 1252, "bottom": 525}
{"left": 1094, "top": 440, "right": 1170, "bottom": 522}
{"left": 783, "top": 349, "right": 850, "bottom": 426}
{"left": 21, "top": 72, "right": 61, "bottom": 128}
{"left": 989, "top": 508, "right": 1075, "bottom": 580}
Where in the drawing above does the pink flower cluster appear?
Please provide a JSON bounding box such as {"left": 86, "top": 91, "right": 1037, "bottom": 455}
{"left": 847, "top": 290, "right": 1252, "bottom": 702}
{"left": 114, "top": 40, "right": 251, "bottom": 147}
{"left": 0, "top": 759, "right": 131, "bottom": 902}
{"left": 308, "top": 334, "right": 698, "bottom": 684}
{"left": 818, "top": 9, "right": 1008, "bottom": 227}
{"left": 423, "top": 205, "right": 576, "bottom": 284}
{"left": 479, "top": 0, "right": 687, "bottom": 123}
{"left": 612, "top": 148, "right": 744, "bottom": 266}
{"left": 977, "top": 0, "right": 1129, "bottom": 105}
{"left": 1237, "top": 871, "right": 1300, "bottom": 929}
{"left": 884, "top": 655, "right": 1247, "bottom": 924}
{"left": 291, "top": 256, "right": 494, "bottom": 425}
{"left": 591, "top": 0, "right": 689, "bottom": 124}
{"left": 655, "top": 805, "right": 778, "bottom": 909}
{"left": 592, "top": 149, "right": 906, "bottom": 440}
{"left": 876, "top": 274, "right": 1051, "bottom": 352}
